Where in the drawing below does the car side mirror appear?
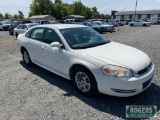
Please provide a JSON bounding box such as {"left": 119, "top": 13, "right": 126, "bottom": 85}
{"left": 50, "top": 42, "right": 63, "bottom": 48}
{"left": 24, "top": 28, "right": 28, "bottom": 30}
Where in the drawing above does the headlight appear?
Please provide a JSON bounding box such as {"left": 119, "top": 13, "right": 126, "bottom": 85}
{"left": 102, "top": 65, "right": 133, "bottom": 77}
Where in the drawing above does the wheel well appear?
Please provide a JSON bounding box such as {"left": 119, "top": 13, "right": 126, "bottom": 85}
{"left": 69, "top": 64, "right": 95, "bottom": 80}
{"left": 21, "top": 47, "right": 26, "bottom": 54}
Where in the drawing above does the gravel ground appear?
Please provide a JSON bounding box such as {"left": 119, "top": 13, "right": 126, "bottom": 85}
{"left": 0, "top": 26, "right": 160, "bottom": 120}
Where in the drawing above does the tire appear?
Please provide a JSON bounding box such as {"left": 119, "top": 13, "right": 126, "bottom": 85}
{"left": 72, "top": 66, "right": 98, "bottom": 96}
{"left": 130, "top": 24, "right": 134, "bottom": 26}
{"left": 143, "top": 24, "right": 146, "bottom": 27}
{"left": 9, "top": 30, "right": 13, "bottom": 35}
{"left": 16, "top": 33, "right": 18, "bottom": 38}
{"left": 22, "top": 49, "right": 33, "bottom": 66}
{"left": 119, "top": 23, "right": 122, "bottom": 26}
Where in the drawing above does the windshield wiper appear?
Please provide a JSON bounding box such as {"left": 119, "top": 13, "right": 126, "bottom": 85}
{"left": 74, "top": 42, "right": 108, "bottom": 49}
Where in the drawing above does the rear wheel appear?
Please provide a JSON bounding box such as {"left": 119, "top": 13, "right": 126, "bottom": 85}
{"left": 9, "top": 30, "right": 13, "bottom": 35}
{"left": 72, "top": 66, "right": 98, "bottom": 96}
{"left": 22, "top": 49, "right": 33, "bottom": 66}
{"left": 16, "top": 33, "right": 18, "bottom": 38}
{"left": 130, "top": 24, "right": 134, "bottom": 26}
{"left": 143, "top": 24, "right": 146, "bottom": 26}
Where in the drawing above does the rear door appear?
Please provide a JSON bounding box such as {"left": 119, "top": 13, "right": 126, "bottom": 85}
{"left": 25, "top": 27, "right": 46, "bottom": 65}
{"left": 19, "top": 25, "right": 27, "bottom": 34}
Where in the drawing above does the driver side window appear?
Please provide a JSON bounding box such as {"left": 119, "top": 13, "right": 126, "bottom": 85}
{"left": 44, "top": 29, "right": 62, "bottom": 44}
{"left": 17, "top": 25, "right": 23, "bottom": 29}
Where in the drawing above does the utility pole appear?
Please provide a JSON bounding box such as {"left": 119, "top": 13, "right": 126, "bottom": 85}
{"left": 134, "top": 0, "right": 138, "bottom": 21}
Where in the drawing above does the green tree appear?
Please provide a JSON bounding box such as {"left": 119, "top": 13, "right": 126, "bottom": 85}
{"left": 83, "top": 7, "right": 92, "bottom": 19}
{"left": 53, "top": 1, "right": 63, "bottom": 19}
{"left": 18, "top": 10, "right": 24, "bottom": 19}
{"left": 55, "top": 0, "right": 62, "bottom": 4}
{"left": 29, "top": 0, "right": 53, "bottom": 16}
{"left": 71, "top": 1, "right": 84, "bottom": 15}
{"left": 13, "top": 14, "right": 19, "bottom": 19}
{"left": 92, "top": 7, "right": 100, "bottom": 18}
{"left": 4, "top": 13, "right": 12, "bottom": 19}
{"left": 0, "top": 13, "right": 4, "bottom": 18}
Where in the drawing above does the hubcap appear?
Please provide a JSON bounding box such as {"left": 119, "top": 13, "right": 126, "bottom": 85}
{"left": 23, "top": 51, "right": 29, "bottom": 64}
{"left": 75, "top": 72, "right": 91, "bottom": 92}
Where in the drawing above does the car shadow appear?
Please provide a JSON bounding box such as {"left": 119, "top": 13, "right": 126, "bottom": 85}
{"left": 20, "top": 61, "right": 160, "bottom": 120}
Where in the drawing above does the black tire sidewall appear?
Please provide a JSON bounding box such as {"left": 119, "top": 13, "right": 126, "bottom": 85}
{"left": 9, "top": 30, "right": 13, "bottom": 35}
{"left": 22, "top": 50, "right": 32, "bottom": 66}
{"left": 16, "top": 33, "right": 18, "bottom": 38}
{"left": 72, "top": 67, "right": 98, "bottom": 96}
{"left": 143, "top": 24, "right": 146, "bottom": 26}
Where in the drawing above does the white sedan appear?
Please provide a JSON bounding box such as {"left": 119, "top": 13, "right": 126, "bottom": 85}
{"left": 94, "top": 21, "right": 115, "bottom": 32}
{"left": 16, "top": 24, "right": 154, "bottom": 97}
{"left": 14, "top": 23, "right": 39, "bottom": 38}
{"left": 129, "top": 20, "right": 151, "bottom": 26}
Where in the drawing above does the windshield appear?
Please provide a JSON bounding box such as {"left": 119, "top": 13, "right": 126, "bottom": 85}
{"left": 28, "top": 24, "right": 39, "bottom": 29}
{"left": 60, "top": 27, "right": 109, "bottom": 49}
{"left": 13, "top": 22, "right": 22, "bottom": 26}
{"left": 91, "top": 22, "right": 99, "bottom": 26}
{"left": 100, "top": 22, "right": 109, "bottom": 25}
{"left": 3, "top": 21, "right": 10, "bottom": 24}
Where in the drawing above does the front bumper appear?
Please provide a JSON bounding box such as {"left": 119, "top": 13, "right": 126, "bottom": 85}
{"left": 3, "top": 26, "right": 10, "bottom": 30}
{"left": 93, "top": 64, "right": 154, "bottom": 97}
{"left": 95, "top": 27, "right": 106, "bottom": 33}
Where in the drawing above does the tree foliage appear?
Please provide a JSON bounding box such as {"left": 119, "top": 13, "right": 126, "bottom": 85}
{"left": 4, "top": 13, "right": 12, "bottom": 19}
{"left": 0, "top": 13, "right": 4, "bottom": 18}
{"left": 29, "top": 0, "right": 111, "bottom": 20}
{"left": 29, "top": 0, "right": 53, "bottom": 17}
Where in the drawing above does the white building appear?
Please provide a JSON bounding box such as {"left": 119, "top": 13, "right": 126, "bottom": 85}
{"left": 114, "top": 10, "right": 160, "bottom": 20}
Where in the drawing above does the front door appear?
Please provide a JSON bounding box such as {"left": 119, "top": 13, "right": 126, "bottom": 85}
{"left": 40, "top": 28, "right": 69, "bottom": 75}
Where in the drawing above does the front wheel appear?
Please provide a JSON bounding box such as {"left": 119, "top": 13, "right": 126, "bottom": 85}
{"left": 22, "top": 49, "right": 33, "bottom": 66}
{"left": 9, "top": 30, "right": 13, "bottom": 35}
{"left": 72, "top": 67, "right": 98, "bottom": 96}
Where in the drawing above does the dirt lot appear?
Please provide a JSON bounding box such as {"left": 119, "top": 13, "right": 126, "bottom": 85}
{"left": 0, "top": 25, "right": 160, "bottom": 120}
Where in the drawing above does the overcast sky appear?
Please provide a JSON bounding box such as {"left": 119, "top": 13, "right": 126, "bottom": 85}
{"left": 0, "top": 0, "right": 160, "bottom": 18}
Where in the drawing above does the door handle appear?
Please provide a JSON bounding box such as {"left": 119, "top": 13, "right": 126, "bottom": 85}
{"left": 26, "top": 41, "right": 30, "bottom": 44}
{"left": 42, "top": 46, "right": 47, "bottom": 50}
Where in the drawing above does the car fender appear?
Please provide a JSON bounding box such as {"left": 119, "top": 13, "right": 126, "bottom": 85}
{"left": 67, "top": 52, "right": 105, "bottom": 79}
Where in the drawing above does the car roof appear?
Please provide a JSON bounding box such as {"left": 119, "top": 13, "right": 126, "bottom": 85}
{"left": 38, "top": 24, "right": 88, "bottom": 29}
{"left": 23, "top": 23, "right": 39, "bottom": 25}
{"left": 93, "top": 21, "right": 103, "bottom": 23}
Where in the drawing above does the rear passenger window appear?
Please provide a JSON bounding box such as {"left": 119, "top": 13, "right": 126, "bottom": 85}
{"left": 25, "top": 30, "right": 32, "bottom": 38}
{"left": 17, "top": 25, "right": 23, "bottom": 29}
{"left": 44, "top": 29, "right": 62, "bottom": 44}
{"left": 23, "top": 25, "right": 28, "bottom": 30}
{"left": 31, "top": 28, "right": 44, "bottom": 41}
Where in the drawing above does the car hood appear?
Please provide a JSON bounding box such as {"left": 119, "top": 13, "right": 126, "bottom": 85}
{"left": 75, "top": 42, "right": 151, "bottom": 72}
{"left": 101, "top": 25, "right": 113, "bottom": 27}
